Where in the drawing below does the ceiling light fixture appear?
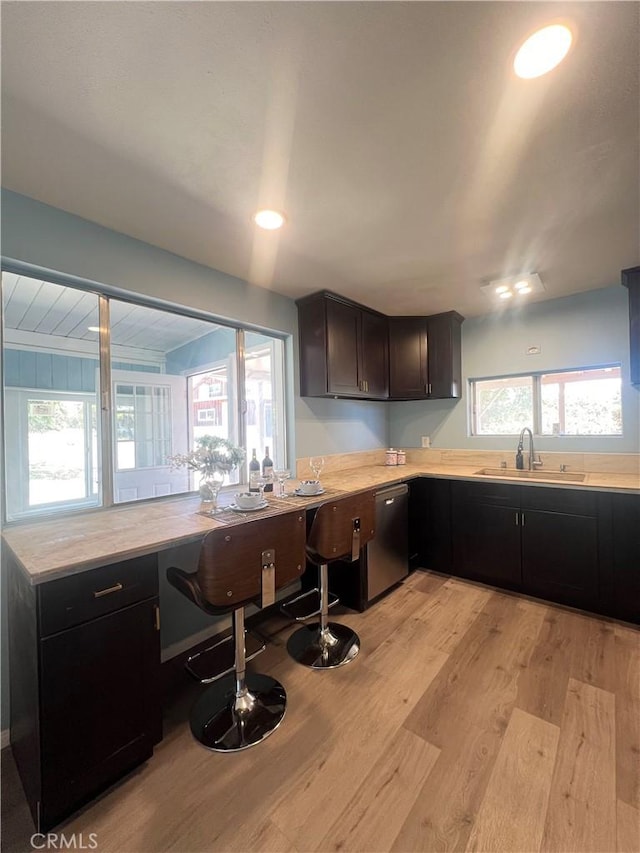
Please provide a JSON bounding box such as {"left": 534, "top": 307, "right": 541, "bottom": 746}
{"left": 514, "top": 24, "right": 573, "bottom": 79}
{"left": 87, "top": 326, "right": 100, "bottom": 332}
{"left": 481, "top": 273, "right": 546, "bottom": 303}
{"left": 253, "top": 209, "right": 286, "bottom": 230}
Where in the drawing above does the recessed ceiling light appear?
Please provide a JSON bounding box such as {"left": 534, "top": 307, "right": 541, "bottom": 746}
{"left": 514, "top": 24, "right": 573, "bottom": 79}
{"left": 495, "top": 285, "right": 510, "bottom": 295}
{"left": 253, "top": 209, "right": 286, "bottom": 230}
{"left": 513, "top": 280, "right": 530, "bottom": 291}
{"left": 517, "top": 285, "right": 532, "bottom": 295}
{"left": 499, "top": 291, "right": 513, "bottom": 300}
{"left": 87, "top": 326, "right": 100, "bottom": 332}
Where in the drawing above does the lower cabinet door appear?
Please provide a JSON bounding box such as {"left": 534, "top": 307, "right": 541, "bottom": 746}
{"left": 452, "top": 501, "right": 521, "bottom": 588}
{"left": 521, "top": 510, "right": 598, "bottom": 609}
{"left": 39, "top": 598, "right": 161, "bottom": 829}
{"left": 611, "top": 493, "right": 640, "bottom": 623}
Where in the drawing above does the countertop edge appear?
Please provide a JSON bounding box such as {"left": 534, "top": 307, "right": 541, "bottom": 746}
{"left": 3, "top": 465, "right": 637, "bottom": 585}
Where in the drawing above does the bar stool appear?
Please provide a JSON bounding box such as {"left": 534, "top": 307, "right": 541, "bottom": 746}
{"left": 286, "top": 491, "right": 376, "bottom": 669}
{"left": 167, "top": 511, "right": 306, "bottom": 752}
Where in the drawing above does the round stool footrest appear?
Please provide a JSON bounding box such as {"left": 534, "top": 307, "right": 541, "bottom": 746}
{"left": 286, "top": 622, "right": 360, "bottom": 669}
{"left": 190, "top": 672, "right": 286, "bottom": 752}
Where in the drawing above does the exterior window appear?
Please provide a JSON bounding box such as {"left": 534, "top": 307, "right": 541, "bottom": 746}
{"left": 471, "top": 366, "right": 622, "bottom": 436}
{"left": 244, "top": 333, "right": 286, "bottom": 469}
{"left": 1, "top": 272, "right": 101, "bottom": 520}
{"left": 472, "top": 376, "right": 534, "bottom": 435}
{"left": 540, "top": 367, "right": 622, "bottom": 435}
{"left": 2, "top": 269, "right": 290, "bottom": 518}
{"left": 115, "top": 383, "right": 171, "bottom": 470}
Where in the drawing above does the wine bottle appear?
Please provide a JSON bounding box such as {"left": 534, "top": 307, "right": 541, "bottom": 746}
{"left": 262, "top": 446, "right": 274, "bottom": 492}
{"left": 249, "top": 448, "right": 260, "bottom": 492}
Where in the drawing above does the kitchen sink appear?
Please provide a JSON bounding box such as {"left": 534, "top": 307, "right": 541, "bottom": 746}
{"left": 474, "top": 467, "right": 586, "bottom": 483}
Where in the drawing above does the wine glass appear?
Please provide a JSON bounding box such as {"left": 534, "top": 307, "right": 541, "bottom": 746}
{"left": 253, "top": 474, "right": 269, "bottom": 503}
{"left": 309, "top": 456, "right": 325, "bottom": 481}
{"left": 274, "top": 468, "right": 290, "bottom": 497}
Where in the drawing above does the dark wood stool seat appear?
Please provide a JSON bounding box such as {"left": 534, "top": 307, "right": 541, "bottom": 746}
{"left": 286, "top": 492, "right": 376, "bottom": 669}
{"left": 167, "top": 511, "right": 306, "bottom": 751}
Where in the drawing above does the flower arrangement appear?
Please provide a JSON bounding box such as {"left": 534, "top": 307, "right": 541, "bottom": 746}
{"left": 167, "top": 435, "right": 246, "bottom": 478}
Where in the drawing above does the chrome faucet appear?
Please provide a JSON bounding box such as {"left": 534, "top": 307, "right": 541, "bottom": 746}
{"left": 516, "top": 427, "right": 543, "bottom": 470}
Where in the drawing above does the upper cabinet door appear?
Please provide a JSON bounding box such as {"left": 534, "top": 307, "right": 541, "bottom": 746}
{"left": 326, "top": 298, "right": 361, "bottom": 396}
{"left": 622, "top": 266, "right": 640, "bottom": 387}
{"left": 427, "top": 312, "right": 464, "bottom": 399}
{"left": 389, "top": 317, "right": 428, "bottom": 398}
{"left": 388, "top": 311, "right": 464, "bottom": 400}
{"left": 297, "top": 292, "right": 390, "bottom": 399}
{"left": 360, "top": 310, "right": 389, "bottom": 398}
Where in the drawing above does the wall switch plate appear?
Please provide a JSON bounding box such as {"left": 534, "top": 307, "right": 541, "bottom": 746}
{"left": 421, "top": 436, "right": 431, "bottom": 448}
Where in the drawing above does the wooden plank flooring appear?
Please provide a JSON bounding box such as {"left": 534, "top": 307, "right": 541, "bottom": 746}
{"left": 1, "top": 571, "right": 638, "bottom": 853}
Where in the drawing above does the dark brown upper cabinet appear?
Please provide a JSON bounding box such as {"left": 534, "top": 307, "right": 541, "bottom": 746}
{"left": 297, "top": 291, "right": 389, "bottom": 399}
{"left": 622, "top": 266, "right": 640, "bottom": 387}
{"left": 389, "top": 311, "right": 464, "bottom": 400}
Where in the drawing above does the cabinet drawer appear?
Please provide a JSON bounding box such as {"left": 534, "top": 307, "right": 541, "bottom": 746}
{"left": 453, "top": 480, "right": 520, "bottom": 506}
{"left": 38, "top": 554, "right": 158, "bottom": 637}
{"left": 520, "top": 486, "right": 597, "bottom": 517}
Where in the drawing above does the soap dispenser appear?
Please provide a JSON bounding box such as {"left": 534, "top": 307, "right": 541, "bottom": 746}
{"left": 515, "top": 442, "right": 524, "bottom": 470}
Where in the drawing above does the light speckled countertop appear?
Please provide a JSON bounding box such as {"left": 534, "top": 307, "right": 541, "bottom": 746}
{"left": 2, "top": 464, "right": 638, "bottom": 584}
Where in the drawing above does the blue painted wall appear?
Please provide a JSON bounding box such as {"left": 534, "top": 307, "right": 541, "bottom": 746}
{"left": 3, "top": 350, "right": 162, "bottom": 391}
{"left": 389, "top": 286, "right": 639, "bottom": 453}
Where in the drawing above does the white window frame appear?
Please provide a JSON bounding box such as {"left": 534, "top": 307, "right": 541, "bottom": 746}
{"left": 470, "top": 364, "right": 623, "bottom": 437}
{"left": 2, "top": 262, "right": 291, "bottom": 523}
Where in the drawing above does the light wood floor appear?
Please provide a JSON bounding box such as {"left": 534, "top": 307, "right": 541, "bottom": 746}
{"left": 2, "top": 571, "right": 639, "bottom": 853}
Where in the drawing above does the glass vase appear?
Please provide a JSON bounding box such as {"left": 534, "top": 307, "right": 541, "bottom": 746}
{"left": 199, "top": 471, "right": 225, "bottom": 513}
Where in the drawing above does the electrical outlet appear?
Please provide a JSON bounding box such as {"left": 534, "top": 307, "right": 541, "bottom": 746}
{"left": 421, "top": 436, "right": 431, "bottom": 448}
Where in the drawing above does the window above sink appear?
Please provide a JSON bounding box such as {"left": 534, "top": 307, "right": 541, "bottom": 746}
{"left": 470, "top": 365, "right": 622, "bottom": 437}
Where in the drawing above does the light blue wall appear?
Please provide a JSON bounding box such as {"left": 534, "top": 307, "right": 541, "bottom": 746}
{"left": 0, "top": 189, "right": 388, "bottom": 729}
{"left": 1, "top": 190, "right": 389, "bottom": 459}
{"left": 390, "top": 286, "right": 639, "bottom": 453}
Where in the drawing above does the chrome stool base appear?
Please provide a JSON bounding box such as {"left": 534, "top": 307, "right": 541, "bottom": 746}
{"left": 190, "top": 673, "right": 286, "bottom": 752}
{"left": 287, "top": 622, "right": 360, "bottom": 669}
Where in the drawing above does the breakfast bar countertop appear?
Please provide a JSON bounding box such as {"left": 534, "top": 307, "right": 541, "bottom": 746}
{"left": 2, "top": 463, "right": 638, "bottom": 585}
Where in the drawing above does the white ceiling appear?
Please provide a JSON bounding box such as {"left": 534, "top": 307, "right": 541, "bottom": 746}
{"left": 1, "top": 2, "right": 638, "bottom": 318}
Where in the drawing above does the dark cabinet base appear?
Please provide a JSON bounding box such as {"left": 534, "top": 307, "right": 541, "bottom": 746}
{"left": 8, "top": 554, "right": 161, "bottom": 831}
{"left": 521, "top": 510, "right": 598, "bottom": 610}
{"left": 416, "top": 478, "right": 638, "bottom": 625}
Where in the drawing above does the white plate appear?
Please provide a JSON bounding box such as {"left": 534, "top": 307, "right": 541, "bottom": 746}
{"left": 294, "top": 488, "right": 325, "bottom": 497}
{"left": 228, "top": 501, "right": 268, "bottom": 512}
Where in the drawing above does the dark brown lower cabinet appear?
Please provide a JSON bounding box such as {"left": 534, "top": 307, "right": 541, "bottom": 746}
{"left": 451, "top": 480, "right": 521, "bottom": 589}
{"left": 8, "top": 553, "right": 161, "bottom": 831}
{"left": 408, "top": 477, "right": 452, "bottom": 573}
{"left": 521, "top": 510, "right": 598, "bottom": 610}
{"left": 442, "top": 479, "right": 636, "bottom": 623}
{"left": 610, "top": 492, "right": 640, "bottom": 622}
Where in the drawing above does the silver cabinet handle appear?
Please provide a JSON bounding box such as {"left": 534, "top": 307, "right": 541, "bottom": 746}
{"left": 521, "top": 512, "right": 525, "bottom": 526}
{"left": 94, "top": 582, "right": 123, "bottom": 598}
{"left": 515, "top": 512, "right": 519, "bottom": 526}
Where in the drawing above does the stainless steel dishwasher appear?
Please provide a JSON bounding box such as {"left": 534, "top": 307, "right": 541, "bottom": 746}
{"left": 327, "top": 482, "right": 409, "bottom": 610}
{"left": 366, "top": 483, "right": 409, "bottom": 601}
